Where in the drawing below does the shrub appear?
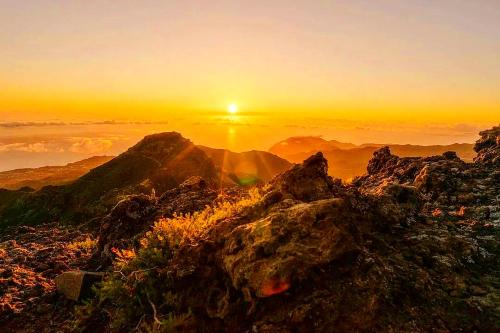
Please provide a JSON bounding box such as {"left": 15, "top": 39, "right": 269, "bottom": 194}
{"left": 77, "top": 188, "right": 263, "bottom": 332}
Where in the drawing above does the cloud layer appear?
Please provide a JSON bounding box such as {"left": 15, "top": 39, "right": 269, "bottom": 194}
{"left": 0, "top": 121, "right": 168, "bottom": 128}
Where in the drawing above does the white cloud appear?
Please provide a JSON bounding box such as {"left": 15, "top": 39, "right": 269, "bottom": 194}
{"left": 68, "top": 137, "right": 114, "bottom": 154}
{"left": 0, "top": 142, "right": 50, "bottom": 153}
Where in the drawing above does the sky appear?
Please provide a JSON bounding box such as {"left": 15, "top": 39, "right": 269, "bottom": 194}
{"left": 0, "top": 0, "right": 499, "bottom": 170}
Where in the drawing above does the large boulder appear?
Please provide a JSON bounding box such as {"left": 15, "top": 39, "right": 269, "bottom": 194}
{"left": 96, "top": 194, "right": 157, "bottom": 263}
{"left": 221, "top": 198, "right": 360, "bottom": 299}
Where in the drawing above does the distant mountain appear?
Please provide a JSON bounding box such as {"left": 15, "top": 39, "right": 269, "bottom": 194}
{"left": 269, "top": 136, "right": 356, "bottom": 157}
{"left": 198, "top": 146, "right": 292, "bottom": 185}
{"left": 269, "top": 136, "right": 475, "bottom": 181}
{"left": 0, "top": 156, "right": 114, "bottom": 190}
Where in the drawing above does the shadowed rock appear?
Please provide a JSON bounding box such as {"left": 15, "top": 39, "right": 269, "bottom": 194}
{"left": 473, "top": 125, "right": 500, "bottom": 166}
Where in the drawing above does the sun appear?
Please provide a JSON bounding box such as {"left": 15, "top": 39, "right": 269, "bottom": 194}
{"left": 227, "top": 103, "right": 238, "bottom": 114}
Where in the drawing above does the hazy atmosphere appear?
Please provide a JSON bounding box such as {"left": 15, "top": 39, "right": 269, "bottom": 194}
{"left": 1, "top": 1, "right": 499, "bottom": 169}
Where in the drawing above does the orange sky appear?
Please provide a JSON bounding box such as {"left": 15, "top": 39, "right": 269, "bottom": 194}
{"left": 1, "top": 0, "right": 499, "bottom": 155}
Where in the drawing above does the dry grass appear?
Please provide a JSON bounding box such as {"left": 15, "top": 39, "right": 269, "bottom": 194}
{"left": 66, "top": 237, "right": 97, "bottom": 253}
{"left": 79, "top": 188, "right": 263, "bottom": 331}
{"left": 140, "top": 188, "right": 262, "bottom": 251}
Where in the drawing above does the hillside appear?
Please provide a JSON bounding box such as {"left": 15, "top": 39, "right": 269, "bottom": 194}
{"left": 0, "top": 133, "right": 291, "bottom": 228}
{"left": 0, "top": 126, "right": 498, "bottom": 332}
{"left": 0, "top": 156, "right": 114, "bottom": 190}
{"left": 270, "top": 137, "right": 475, "bottom": 180}
{"left": 0, "top": 133, "right": 218, "bottom": 227}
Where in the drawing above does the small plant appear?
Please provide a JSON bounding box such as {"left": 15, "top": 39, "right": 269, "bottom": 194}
{"left": 67, "top": 237, "right": 97, "bottom": 253}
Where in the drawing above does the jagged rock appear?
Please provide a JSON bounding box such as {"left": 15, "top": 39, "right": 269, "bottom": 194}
{"left": 473, "top": 125, "right": 500, "bottom": 166}
{"left": 55, "top": 271, "right": 104, "bottom": 301}
{"left": 96, "top": 194, "right": 157, "bottom": 261}
{"left": 271, "top": 152, "right": 342, "bottom": 201}
{"left": 366, "top": 146, "right": 398, "bottom": 174}
{"left": 157, "top": 176, "right": 218, "bottom": 216}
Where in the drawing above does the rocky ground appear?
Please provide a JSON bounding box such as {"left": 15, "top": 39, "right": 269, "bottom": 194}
{"left": 0, "top": 126, "right": 498, "bottom": 332}
{"left": 0, "top": 223, "right": 96, "bottom": 332}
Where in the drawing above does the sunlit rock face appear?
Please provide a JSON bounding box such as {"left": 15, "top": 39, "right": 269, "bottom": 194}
{"left": 200, "top": 127, "right": 499, "bottom": 332}
{"left": 221, "top": 198, "right": 360, "bottom": 298}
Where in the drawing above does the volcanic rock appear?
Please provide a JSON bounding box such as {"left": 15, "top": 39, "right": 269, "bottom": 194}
{"left": 473, "top": 125, "right": 500, "bottom": 166}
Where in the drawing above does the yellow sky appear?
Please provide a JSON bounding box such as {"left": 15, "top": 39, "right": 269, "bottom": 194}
{"left": 1, "top": 1, "right": 499, "bottom": 145}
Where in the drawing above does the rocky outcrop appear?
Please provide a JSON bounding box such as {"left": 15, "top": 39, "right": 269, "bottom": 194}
{"left": 84, "top": 126, "right": 498, "bottom": 332}
{"left": 473, "top": 125, "right": 500, "bottom": 166}
{"left": 354, "top": 126, "right": 499, "bottom": 226}
{"left": 221, "top": 198, "right": 360, "bottom": 299}
{"left": 271, "top": 152, "right": 342, "bottom": 201}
